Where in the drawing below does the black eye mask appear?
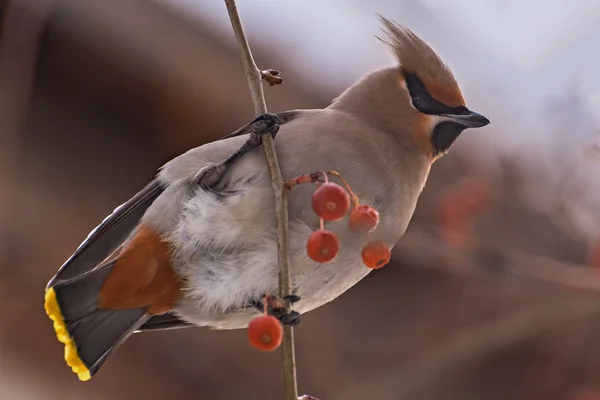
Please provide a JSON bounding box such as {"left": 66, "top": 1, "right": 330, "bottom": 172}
{"left": 402, "top": 71, "right": 469, "bottom": 116}
{"left": 402, "top": 70, "right": 471, "bottom": 155}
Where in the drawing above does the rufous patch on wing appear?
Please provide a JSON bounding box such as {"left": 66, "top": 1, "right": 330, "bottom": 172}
{"left": 98, "top": 224, "right": 182, "bottom": 315}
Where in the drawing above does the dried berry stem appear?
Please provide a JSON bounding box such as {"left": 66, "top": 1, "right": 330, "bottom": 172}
{"left": 223, "top": 1, "right": 297, "bottom": 399}
{"left": 284, "top": 172, "right": 326, "bottom": 190}
{"left": 285, "top": 170, "right": 360, "bottom": 207}
{"left": 325, "top": 170, "right": 360, "bottom": 207}
{"left": 261, "top": 294, "right": 268, "bottom": 315}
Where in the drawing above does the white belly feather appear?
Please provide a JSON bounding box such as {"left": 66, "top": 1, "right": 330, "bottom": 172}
{"left": 167, "top": 169, "right": 374, "bottom": 329}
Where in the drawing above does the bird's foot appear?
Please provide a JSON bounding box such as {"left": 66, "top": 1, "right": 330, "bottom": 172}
{"left": 196, "top": 113, "right": 280, "bottom": 188}
{"left": 274, "top": 310, "right": 301, "bottom": 326}
{"left": 196, "top": 163, "right": 228, "bottom": 189}
{"left": 247, "top": 112, "right": 280, "bottom": 141}
{"left": 253, "top": 294, "right": 301, "bottom": 327}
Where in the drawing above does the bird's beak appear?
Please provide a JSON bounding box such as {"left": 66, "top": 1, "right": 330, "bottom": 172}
{"left": 443, "top": 110, "right": 490, "bottom": 128}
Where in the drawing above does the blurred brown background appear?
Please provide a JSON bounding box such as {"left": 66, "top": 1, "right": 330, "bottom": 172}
{"left": 3, "top": 1, "right": 600, "bottom": 399}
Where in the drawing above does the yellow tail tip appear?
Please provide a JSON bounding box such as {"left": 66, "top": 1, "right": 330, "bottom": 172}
{"left": 44, "top": 287, "right": 92, "bottom": 381}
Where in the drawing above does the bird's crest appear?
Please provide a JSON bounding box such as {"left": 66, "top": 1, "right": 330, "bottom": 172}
{"left": 376, "top": 15, "right": 465, "bottom": 107}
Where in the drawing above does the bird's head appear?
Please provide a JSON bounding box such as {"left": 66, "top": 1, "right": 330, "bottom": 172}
{"left": 375, "top": 16, "right": 490, "bottom": 160}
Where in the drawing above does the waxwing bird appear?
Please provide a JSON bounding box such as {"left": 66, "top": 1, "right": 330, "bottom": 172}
{"left": 44, "top": 15, "right": 489, "bottom": 381}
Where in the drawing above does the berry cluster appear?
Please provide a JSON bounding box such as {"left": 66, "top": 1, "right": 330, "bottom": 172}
{"left": 298, "top": 171, "right": 391, "bottom": 269}
{"left": 247, "top": 170, "right": 392, "bottom": 352}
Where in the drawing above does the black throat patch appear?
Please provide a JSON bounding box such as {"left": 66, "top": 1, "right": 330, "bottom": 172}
{"left": 430, "top": 121, "right": 467, "bottom": 155}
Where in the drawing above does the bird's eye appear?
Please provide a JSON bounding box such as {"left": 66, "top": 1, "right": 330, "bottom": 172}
{"left": 413, "top": 97, "right": 428, "bottom": 109}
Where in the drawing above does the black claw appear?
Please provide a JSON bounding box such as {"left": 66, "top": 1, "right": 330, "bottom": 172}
{"left": 268, "top": 306, "right": 288, "bottom": 320}
{"left": 266, "top": 301, "right": 301, "bottom": 326}
{"left": 249, "top": 113, "right": 280, "bottom": 140}
{"left": 269, "top": 124, "right": 279, "bottom": 139}
{"left": 199, "top": 114, "right": 283, "bottom": 188}
{"left": 283, "top": 294, "right": 301, "bottom": 304}
{"left": 249, "top": 112, "right": 280, "bottom": 126}
{"left": 217, "top": 114, "right": 280, "bottom": 174}
{"left": 249, "top": 293, "right": 302, "bottom": 326}
{"left": 277, "top": 311, "right": 301, "bottom": 327}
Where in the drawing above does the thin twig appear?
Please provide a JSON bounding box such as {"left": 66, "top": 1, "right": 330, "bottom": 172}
{"left": 223, "top": 1, "right": 298, "bottom": 399}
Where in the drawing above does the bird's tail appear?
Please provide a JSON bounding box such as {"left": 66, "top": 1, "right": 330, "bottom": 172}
{"left": 44, "top": 261, "right": 149, "bottom": 381}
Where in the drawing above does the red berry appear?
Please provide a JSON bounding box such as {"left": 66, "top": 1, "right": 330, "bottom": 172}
{"left": 361, "top": 240, "right": 391, "bottom": 269}
{"left": 349, "top": 205, "right": 380, "bottom": 233}
{"left": 306, "top": 230, "right": 340, "bottom": 263}
{"left": 311, "top": 183, "right": 350, "bottom": 221}
{"left": 248, "top": 315, "right": 283, "bottom": 352}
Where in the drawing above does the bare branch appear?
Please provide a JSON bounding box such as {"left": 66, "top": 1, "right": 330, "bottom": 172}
{"left": 223, "top": 1, "right": 298, "bottom": 399}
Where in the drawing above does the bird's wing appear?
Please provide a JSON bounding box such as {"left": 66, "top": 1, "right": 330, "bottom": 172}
{"left": 136, "top": 313, "right": 194, "bottom": 332}
{"left": 46, "top": 179, "right": 165, "bottom": 290}
{"left": 158, "top": 110, "right": 309, "bottom": 185}
{"left": 47, "top": 110, "right": 307, "bottom": 290}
